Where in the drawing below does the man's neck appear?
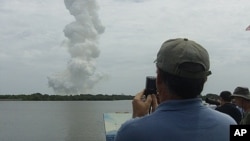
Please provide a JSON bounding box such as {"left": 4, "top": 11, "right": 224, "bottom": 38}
{"left": 244, "top": 103, "right": 250, "bottom": 112}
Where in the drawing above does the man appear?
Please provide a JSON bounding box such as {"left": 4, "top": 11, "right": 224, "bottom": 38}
{"left": 215, "top": 91, "right": 242, "bottom": 124}
{"left": 115, "top": 38, "right": 236, "bottom": 141}
{"left": 231, "top": 86, "right": 250, "bottom": 125}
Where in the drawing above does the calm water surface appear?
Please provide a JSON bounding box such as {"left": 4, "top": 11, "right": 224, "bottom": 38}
{"left": 0, "top": 101, "right": 132, "bottom": 141}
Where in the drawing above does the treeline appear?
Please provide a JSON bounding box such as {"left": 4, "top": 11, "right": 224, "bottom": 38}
{"left": 0, "top": 93, "right": 134, "bottom": 101}
{"left": 0, "top": 93, "right": 219, "bottom": 102}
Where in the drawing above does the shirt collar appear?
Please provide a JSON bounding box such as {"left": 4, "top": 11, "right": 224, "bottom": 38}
{"left": 156, "top": 98, "right": 204, "bottom": 111}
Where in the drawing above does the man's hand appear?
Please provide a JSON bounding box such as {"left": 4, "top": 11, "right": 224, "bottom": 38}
{"left": 132, "top": 90, "right": 158, "bottom": 118}
{"left": 150, "top": 94, "right": 158, "bottom": 113}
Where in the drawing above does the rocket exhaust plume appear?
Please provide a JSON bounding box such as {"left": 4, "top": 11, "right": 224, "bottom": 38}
{"left": 48, "top": 0, "right": 105, "bottom": 95}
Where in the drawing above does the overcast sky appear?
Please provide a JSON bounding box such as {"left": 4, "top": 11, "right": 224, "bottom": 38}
{"left": 1, "top": 0, "right": 250, "bottom": 96}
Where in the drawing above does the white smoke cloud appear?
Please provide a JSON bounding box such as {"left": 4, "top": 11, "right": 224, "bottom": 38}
{"left": 48, "top": 0, "right": 105, "bottom": 95}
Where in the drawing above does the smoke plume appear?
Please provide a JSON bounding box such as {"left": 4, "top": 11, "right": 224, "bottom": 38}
{"left": 48, "top": 0, "right": 105, "bottom": 95}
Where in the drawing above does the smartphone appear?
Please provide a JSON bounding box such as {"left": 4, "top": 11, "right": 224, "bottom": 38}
{"left": 144, "top": 76, "right": 157, "bottom": 97}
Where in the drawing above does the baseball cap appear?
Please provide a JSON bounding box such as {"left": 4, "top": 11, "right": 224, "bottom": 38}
{"left": 231, "top": 86, "right": 250, "bottom": 100}
{"left": 155, "top": 38, "right": 211, "bottom": 78}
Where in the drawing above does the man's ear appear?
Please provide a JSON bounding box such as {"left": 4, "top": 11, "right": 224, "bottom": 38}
{"left": 156, "top": 68, "right": 163, "bottom": 85}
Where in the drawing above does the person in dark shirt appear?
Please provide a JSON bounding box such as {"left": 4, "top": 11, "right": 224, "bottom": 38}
{"left": 215, "top": 91, "right": 242, "bottom": 124}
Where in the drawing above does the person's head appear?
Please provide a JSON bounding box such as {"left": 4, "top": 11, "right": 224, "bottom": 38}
{"left": 219, "top": 91, "right": 232, "bottom": 104}
{"left": 231, "top": 86, "right": 250, "bottom": 111}
{"left": 154, "top": 38, "right": 211, "bottom": 102}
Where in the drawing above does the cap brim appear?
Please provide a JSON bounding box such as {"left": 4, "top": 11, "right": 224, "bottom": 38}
{"left": 231, "top": 94, "right": 250, "bottom": 100}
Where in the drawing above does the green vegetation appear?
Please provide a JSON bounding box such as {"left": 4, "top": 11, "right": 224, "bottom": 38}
{"left": 0, "top": 93, "right": 218, "bottom": 101}
{"left": 0, "top": 93, "right": 134, "bottom": 101}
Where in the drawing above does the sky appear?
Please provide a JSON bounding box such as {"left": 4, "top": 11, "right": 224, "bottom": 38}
{"left": 0, "top": 0, "right": 250, "bottom": 96}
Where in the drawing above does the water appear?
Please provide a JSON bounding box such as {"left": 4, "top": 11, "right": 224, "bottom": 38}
{"left": 0, "top": 100, "right": 132, "bottom": 141}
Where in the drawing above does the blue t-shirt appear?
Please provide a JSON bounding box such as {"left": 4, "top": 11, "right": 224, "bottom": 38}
{"left": 115, "top": 98, "right": 236, "bottom": 141}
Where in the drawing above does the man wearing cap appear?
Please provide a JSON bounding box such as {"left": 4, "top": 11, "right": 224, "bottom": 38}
{"left": 231, "top": 86, "right": 250, "bottom": 125}
{"left": 215, "top": 91, "right": 242, "bottom": 124}
{"left": 115, "top": 38, "right": 236, "bottom": 141}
